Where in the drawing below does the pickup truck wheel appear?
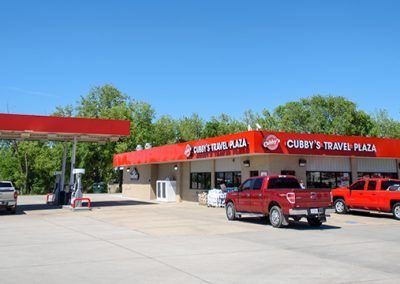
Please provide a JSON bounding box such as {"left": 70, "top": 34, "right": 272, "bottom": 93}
{"left": 269, "top": 206, "right": 284, "bottom": 228}
{"left": 307, "top": 217, "right": 322, "bottom": 227}
{"left": 226, "top": 202, "right": 237, "bottom": 221}
{"left": 334, "top": 199, "right": 348, "bottom": 214}
{"left": 6, "top": 206, "right": 16, "bottom": 214}
{"left": 392, "top": 203, "right": 400, "bottom": 220}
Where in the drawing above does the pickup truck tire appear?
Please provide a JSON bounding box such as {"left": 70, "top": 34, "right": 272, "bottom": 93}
{"left": 307, "top": 217, "right": 322, "bottom": 227}
{"left": 269, "top": 206, "right": 284, "bottom": 228}
{"left": 226, "top": 202, "right": 237, "bottom": 221}
{"left": 334, "top": 198, "right": 348, "bottom": 214}
{"left": 392, "top": 203, "right": 400, "bottom": 220}
{"left": 6, "top": 206, "right": 16, "bottom": 214}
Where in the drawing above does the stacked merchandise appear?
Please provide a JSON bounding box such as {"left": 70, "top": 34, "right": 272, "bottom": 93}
{"left": 207, "top": 189, "right": 227, "bottom": 207}
{"left": 198, "top": 192, "right": 208, "bottom": 206}
{"left": 224, "top": 187, "right": 237, "bottom": 193}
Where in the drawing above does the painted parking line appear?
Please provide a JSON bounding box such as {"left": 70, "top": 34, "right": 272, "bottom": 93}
{"left": 345, "top": 220, "right": 359, "bottom": 225}
{"left": 322, "top": 211, "right": 395, "bottom": 226}
{"left": 328, "top": 216, "right": 398, "bottom": 227}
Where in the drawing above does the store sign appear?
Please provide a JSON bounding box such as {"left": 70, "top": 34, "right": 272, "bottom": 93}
{"left": 262, "top": 134, "right": 377, "bottom": 153}
{"left": 184, "top": 144, "right": 193, "bottom": 158}
{"left": 263, "top": 134, "right": 280, "bottom": 151}
{"left": 129, "top": 167, "right": 140, "bottom": 180}
{"left": 187, "top": 138, "right": 248, "bottom": 156}
{"left": 285, "top": 139, "right": 377, "bottom": 153}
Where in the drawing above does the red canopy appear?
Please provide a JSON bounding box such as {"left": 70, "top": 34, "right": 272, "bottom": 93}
{"left": 0, "top": 113, "right": 130, "bottom": 142}
{"left": 113, "top": 130, "right": 400, "bottom": 166}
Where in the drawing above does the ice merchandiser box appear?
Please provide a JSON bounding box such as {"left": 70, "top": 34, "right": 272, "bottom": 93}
{"left": 156, "top": 180, "right": 176, "bottom": 202}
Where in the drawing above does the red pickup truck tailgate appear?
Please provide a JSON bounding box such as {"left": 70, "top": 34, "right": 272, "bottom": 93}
{"left": 293, "top": 189, "right": 332, "bottom": 208}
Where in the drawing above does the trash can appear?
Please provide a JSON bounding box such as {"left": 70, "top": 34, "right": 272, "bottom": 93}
{"left": 92, "top": 182, "right": 107, "bottom": 193}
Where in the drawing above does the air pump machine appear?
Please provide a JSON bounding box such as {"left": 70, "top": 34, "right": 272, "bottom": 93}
{"left": 71, "top": 168, "right": 85, "bottom": 208}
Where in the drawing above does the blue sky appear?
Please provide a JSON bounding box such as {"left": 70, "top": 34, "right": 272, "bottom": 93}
{"left": 0, "top": 0, "right": 399, "bottom": 120}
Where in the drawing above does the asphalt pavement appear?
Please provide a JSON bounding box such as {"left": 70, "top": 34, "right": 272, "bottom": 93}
{"left": 0, "top": 194, "right": 399, "bottom": 284}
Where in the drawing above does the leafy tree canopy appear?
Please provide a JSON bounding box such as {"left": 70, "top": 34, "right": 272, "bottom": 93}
{"left": 1, "top": 87, "right": 398, "bottom": 194}
{"left": 271, "top": 95, "right": 374, "bottom": 136}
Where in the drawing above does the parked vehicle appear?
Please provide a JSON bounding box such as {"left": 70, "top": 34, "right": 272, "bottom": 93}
{"left": 0, "top": 181, "right": 17, "bottom": 214}
{"left": 332, "top": 178, "right": 400, "bottom": 219}
{"left": 92, "top": 182, "right": 108, "bottom": 193}
{"left": 388, "top": 184, "right": 400, "bottom": 191}
{"left": 224, "top": 175, "right": 334, "bottom": 228}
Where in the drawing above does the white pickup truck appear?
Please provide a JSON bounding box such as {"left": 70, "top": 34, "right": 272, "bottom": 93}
{"left": 0, "top": 181, "right": 17, "bottom": 214}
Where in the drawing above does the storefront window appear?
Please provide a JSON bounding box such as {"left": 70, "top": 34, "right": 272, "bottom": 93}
{"left": 281, "top": 170, "right": 296, "bottom": 176}
{"left": 250, "top": 171, "right": 259, "bottom": 177}
{"left": 321, "top": 172, "right": 336, "bottom": 188}
{"left": 215, "top": 171, "right": 241, "bottom": 189}
{"left": 190, "top": 172, "right": 211, "bottom": 190}
{"left": 306, "top": 171, "right": 351, "bottom": 189}
{"left": 307, "top": 172, "right": 321, "bottom": 188}
{"left": 357, "top": 172, "right": 398, "bottom": 179}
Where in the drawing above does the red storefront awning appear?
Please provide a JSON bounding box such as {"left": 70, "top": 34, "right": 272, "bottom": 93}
{"left": 113, "top": 130, "right": 400, "bottom": 167}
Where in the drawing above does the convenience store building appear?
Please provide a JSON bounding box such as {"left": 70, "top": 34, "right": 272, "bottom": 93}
{"left": 113, "top": 131, "right": 400, "bottom": 202}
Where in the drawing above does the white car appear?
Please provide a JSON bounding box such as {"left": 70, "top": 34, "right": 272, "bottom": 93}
{"left": 388, "top": 184, "right": 400, "bottom": 191}
{"left": 0, "top": 181, "right": 17, "bottom": 214}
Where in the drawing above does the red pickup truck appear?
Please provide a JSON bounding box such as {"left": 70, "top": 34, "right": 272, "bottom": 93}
{"left": 225, "top": 176, "right": 334, "bottom": 228}
{"left": 332, "top": 178, "right": 400, "bottom": 219}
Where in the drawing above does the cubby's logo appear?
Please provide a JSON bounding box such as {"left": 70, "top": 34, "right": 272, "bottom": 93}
{"left": 263, "top": 134, "right": 280, "bottom": 151}
{"left": 184, "top": 144, "right": 193, "bottom": 158}
{"left": 129, "top": 167, "right": 140, "bottom": 181}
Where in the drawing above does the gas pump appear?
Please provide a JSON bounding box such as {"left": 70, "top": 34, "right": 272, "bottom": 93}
{"left": 71, "top": 168, "right": 85, "bottom": 208}
{"left": 51, "top": 171, "right": 62, "bottom": 205}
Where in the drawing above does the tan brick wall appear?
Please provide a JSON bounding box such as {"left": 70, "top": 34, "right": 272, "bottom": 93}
{"left": 268, "top": 154, "right": 306, "bottom": 182}
{"left": 150, "top": 164, "right": 158, "bottom": 199}
{"left": 123, "top": 164, "right": 151, "bottom": 185}
{"left": 241, "top": 154, "right": 307, "bottom": 184}
{"left": 240, "top": 155, "right": 270, "bottom": 180}
{"left": 158, "top": 163, "right": 177, "bottom": 181}
{"left": 122, "top": 164, "right": 153, "bottom": 200}
{"left": 122, "top": 183, "right": 152, "bottom": 200}
{"left": 181, "top": 161, "right": 200, "bottom": 202}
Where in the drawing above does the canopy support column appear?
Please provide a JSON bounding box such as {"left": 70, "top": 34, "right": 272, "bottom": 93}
{"left": 58, "top": 142, "right": 67, "bottom": 205}
{"left": 69, "top": 137, "right": 77, "bottom": 190}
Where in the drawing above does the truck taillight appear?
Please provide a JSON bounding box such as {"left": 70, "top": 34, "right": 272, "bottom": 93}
{"left": 330, "top": 191, "right": 333, "bottom": 203}
{"left": 14, "top": 191, "right": 18, "bottom": 200}
{"left": 286, "top": 192, "right": 296, "bottom": 204}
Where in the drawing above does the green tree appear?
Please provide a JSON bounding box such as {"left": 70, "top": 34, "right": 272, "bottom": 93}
{"left": 271, "top": 95, "right": 373, "bottom": 136}
{"left": 177, "top": 114, "right": 204, "bottom": 142}
{"left": 31, "top": 143, "right": 63, "bottom": 194}
{"left": 129, "top": 101, "right": 155, "bottom": 148}
{"left": 152, "top": 115, "right": 179, "bottom": 146}
{"left": 369, "top": 110, "right": 400, "bottom": 138}
{"left": 0, "top": 143, "right": 25, "bottom": 191}
{"left": 73, "top": 84, "right": 147, "bottom": 189}
{"left": 3, "top": 86, "right": 399, "bottom": 196}
{"left": 259, "top": 109, "right": 278, "bottom": 131}
{"left": 203, "top": 113, "right": 246, "bottom": 138}
{"left": 77, "top": 84, "right": 129, "bottom": 118}
{"left": 53, "top": 105, "right": 74, "bottom": 117}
